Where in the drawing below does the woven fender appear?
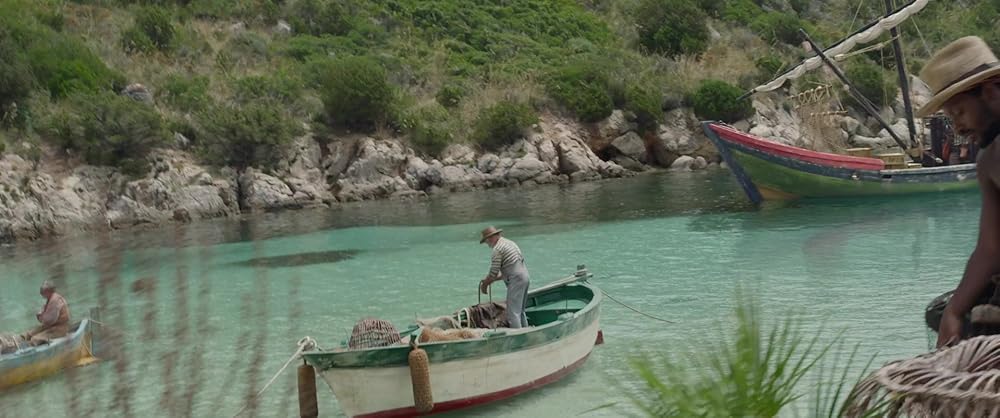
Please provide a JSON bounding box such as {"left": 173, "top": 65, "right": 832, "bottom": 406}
{"left": 408, "top": 340, "right": 433, "bottom": 413}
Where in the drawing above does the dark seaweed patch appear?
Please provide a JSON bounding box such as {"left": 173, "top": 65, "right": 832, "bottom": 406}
{"left": 233, "top": 250, "right": 360, "bottom": 268}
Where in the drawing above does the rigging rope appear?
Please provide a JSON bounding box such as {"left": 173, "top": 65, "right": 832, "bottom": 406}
{"left": 834, "top": 36, "right": 898, "bottom": 61}
{"left": 849, "top": 0, "right": 866, "bottom": 33}
{"left": 600, "top": 290, "right": 676, "bottom": 324}
{"left": 231, "top": 336, "right": 318, "bottom": 418}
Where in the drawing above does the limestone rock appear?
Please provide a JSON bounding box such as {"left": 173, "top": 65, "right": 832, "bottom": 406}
{"left": 440, "top": 144, "right": 476, "bottom": 166}
{"left": 122, "top": 83, "right": 153, "bottom": 104}
{"left": 239, "top": 169, "right": 298, "bottom": 210}
{"left": 504, "top": 156, "right": 548, "bottom": 182}
{"left": 595, "top": 110, "right": 633, "bottom": 145}
{"left": 612, "top": 155, "right": 646, "bottom": 172}
{"left": 477, "top": 154, "right": 501, "bottom": 174}
{"left": 610, "top": 132, "right": 648, "bottom": 163}
{"left": 274, "top": 20, "right": 292, "bottom": 36}
{"left": 670, "top": 155, "right": 696, "bottom": 171}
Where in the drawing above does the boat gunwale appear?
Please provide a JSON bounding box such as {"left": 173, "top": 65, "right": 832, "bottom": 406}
{"left": 301, "top": 280, "right": 602, "bottom": 369}
{"left": 706, "top": 122, "right": 887, "bottom": 170}
{"left": 707, "top": 121, "right": 978, "bottom": 176}
{"left": 0, "top": 318, "right": 92, "bottom": 365}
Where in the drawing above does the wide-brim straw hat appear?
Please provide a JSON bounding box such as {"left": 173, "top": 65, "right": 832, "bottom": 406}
{"left": 917, "top": 36, "right": 1000, "bottom": 118}
{"left": 479, "top": 226, "right": 503, "bottom": 244}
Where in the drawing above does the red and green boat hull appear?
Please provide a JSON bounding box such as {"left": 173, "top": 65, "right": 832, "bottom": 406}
{"left": 702, "top": 122, "right": 978, "bottom": 205}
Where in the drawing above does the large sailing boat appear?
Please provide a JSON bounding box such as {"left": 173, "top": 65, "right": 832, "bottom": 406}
{"left": 702, "top": 0, "right": 978, "bottom": 205}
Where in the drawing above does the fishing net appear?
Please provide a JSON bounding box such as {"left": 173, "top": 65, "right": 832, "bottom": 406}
{"left": 347, "top": 318, "right": 401, "bottom": 349}
{"left": 0, "top": 333, "right": 27, "bottom": 355}
{"left": 791, "top": 83, "right": 851, "bottom": 153}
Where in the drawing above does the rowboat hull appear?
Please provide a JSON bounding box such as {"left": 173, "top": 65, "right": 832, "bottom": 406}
{"left": 0, "top": 319, "right": 97, "bottom": 390}
{"left": 302, "top": 276, "right": 602, "bottom": 418}
{"left": 702, "top": 122, "right": 978, "bottom": 205}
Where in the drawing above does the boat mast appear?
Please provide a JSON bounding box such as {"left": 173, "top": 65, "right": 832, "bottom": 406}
{"left": 885, "top": 0, "right": 919, "bottom": 150}
{"left": 799, "top": 29, "right": 918, "bottom": 163}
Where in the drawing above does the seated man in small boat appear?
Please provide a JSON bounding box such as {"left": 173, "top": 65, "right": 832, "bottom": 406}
{"left": 478, "top": 226, "right": 531, "bottom": 328}
{"left": 22, "top": 280, "right": 71, "bottom": 346}
{"left": 916, "top": 36, "right": 1000, "bottom": 348}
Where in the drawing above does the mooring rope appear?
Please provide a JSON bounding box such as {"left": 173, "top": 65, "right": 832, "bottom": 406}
{"left": 600, "top": 290, "right": 676, "bottom": 324}
{"left": 231, "top": 336, "right": 318, "bottom": 418}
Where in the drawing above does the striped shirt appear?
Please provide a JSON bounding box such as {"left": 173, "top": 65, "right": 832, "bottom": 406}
{"left": 488, "top": 237, "right": 524, "bottom": 279}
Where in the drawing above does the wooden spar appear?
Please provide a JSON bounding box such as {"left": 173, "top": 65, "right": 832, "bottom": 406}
{"left": 799, "top": 29, "right": 917, "bottom": 163}
{"left": 885, "top": 0, "right": 918, "bottom": 149}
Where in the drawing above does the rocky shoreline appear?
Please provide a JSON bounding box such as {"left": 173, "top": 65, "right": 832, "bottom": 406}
{"left": 0, "top": 76, "right": 934, "bottom": 243}
{"left": 0, "top": 109, "right": 722, "bottom": 243}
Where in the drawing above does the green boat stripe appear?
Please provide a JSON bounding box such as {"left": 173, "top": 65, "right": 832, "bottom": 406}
{"left": 731, "top": 150, "right": 978, "bottom": 197}
{"left": 302, "top": 283, "right": 601, "bottom": 370}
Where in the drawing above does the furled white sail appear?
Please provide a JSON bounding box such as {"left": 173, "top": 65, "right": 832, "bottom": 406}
{"left": 747, "top": 0, "right": 930, "bottom": 95}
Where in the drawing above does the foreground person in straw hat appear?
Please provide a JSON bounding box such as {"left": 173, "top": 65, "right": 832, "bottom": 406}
{"left": 478, "top": 226, "right": 531, "bottom": 328}
{"left": 917, "top": 36, "right": 1000, "bottom": 348}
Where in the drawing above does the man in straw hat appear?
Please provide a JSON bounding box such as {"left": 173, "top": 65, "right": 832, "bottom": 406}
{"left": 22, "top": 280, "right": 71, "bottom": 345}
{"left": 479, "top": 226, "right": 531, "bottom": 328}
{"left": 917, "top": 36, "right": 1000, "bottom": 348}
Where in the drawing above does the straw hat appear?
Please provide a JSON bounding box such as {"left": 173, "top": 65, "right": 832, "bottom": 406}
{"left": 917, "top": 36, "right": 1000, "bottom": 117}
{"left": 479, "top": 226, "right": 503, "bottom": 244}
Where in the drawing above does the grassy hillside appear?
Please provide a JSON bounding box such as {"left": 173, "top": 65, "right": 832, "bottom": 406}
{"left": 0, "top": 0, "right": 996, "bottom": 175}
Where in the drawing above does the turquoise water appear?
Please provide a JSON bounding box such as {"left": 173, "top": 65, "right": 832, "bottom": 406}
{"left": 0, "top": 169, "right": 981, "bottom": 417}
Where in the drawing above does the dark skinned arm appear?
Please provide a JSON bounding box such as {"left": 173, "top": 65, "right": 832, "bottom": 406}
{"left": 938, "top": 164, "right": 1000, "bottom": 347}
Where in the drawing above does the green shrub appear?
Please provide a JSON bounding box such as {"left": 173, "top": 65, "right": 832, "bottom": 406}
{"left": 185, "top": 0, "right": 280, "bottom": 22}
{"left": 280, "top": 35, "right": 366, "bottom": 61}
{"left": 160, "top": 74, "right": 210, "bottom": 112}
{"left": 697, "top": 0, "right": 724, "bottom": 17}
{"left": 287, "top": 0, "right": 355, "bottom": 36}
{"left": 690, "top": 79, "right": 753, "bottom": 123}
{"left": 122, "top": 7, "right": 175, "bottom": 53}
{"left": 755, "top": 55, "right": 785, "bottom": 78}
{"left": 472, "top": 100, "right": 537, "bottom": 150}
{"left": 11, "top": 21, "right": 125, "bottom": 98}
{"left": 225, "top": 32, "right": 269, "bottom": 60}
{"left": 720, "top": 0, "right": 761, "bottom": 24}
{"left": 624, "top": 82, "right": 663, "bottom": 131}
{"left": 435, "top": 82, "right": 466, "bottom": 108}
{"left": 789, "top": 0, "right": 810, "bottom": 15}
{"left": 121, "top": 27, "right": 156, "bottom": 53}
{"left": 845, "top": 60, "right": 896, "bottom": 109}
{"left": 0, "top": 29, "right": 33, "bottom": 113}
{"left": 41, "top": 91, "right": 166, "bottom": 176}
{"left": 316, "top": 56, "right": 395, "bottom": 129}
{"left": 231, "top": 71, "right": 302, "bottom": 106}
{"left": 546, "top": 62, "right": 614, "bottom": 122}
{"left": 35, "top": 9, "right": 64, "bottom": 31}
{"left": 401, "top": 104, "right": 454, "bottom": 156}
{"left": 196, "top": 102, "right": 302, "bottom": 169}
{"left": 635, "top": 0, "right": 709, "bottom": 58}
{"left": 751, "top": 12, "right": 804, "bottom": 45}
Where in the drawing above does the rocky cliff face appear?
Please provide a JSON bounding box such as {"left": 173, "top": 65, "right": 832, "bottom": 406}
{"left": 0, "top": 112, "right": 661, "bottom": 243}
{"left": 0, "top": 76, "right": 933, "bottom": 243}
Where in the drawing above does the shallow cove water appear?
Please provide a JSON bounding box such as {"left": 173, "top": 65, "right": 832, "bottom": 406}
{"left": 0, "top": 169, "right": 981, "bottom": 417}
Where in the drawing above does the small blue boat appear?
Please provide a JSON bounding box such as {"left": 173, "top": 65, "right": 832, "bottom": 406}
{"left": 0, "top": 309, "right": 100, "bottom": 390}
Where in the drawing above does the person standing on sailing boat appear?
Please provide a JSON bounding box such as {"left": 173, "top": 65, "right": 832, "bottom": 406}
{"left": 479, "top": 226, "right": 531, "bottom": 328}
{"left": 915, "top": 36, "right": 1000, "bottom": 348}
